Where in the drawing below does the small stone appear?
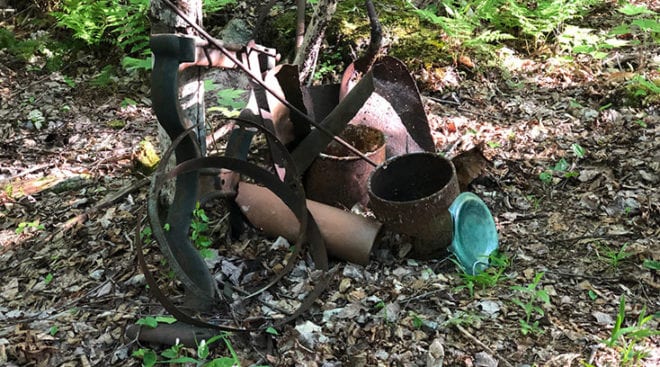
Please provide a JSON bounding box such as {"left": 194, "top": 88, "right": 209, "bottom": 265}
{"left": 124, "top": 274, "right": 145, "bottom": 286}
{"left": 90, "top": 269, "right": 104, "bottom": 280}
{"left": 339, "top": 278, "right": 351, "bottom": 293}
{"left": 474, "top": 351, "right": 498, "bottom": 367}
{"left": 427, "top": 338, "right": 444, "bottom": 367}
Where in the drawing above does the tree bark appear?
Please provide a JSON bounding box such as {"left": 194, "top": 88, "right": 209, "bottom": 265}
{"left": 150, "top": 0, "right": 206, "bottom": 155}
{"left": 293, "top": 0, "right": 338, "bottom": 84}
{"left": 295, "top": 0, "right": 306, "bottom": 53}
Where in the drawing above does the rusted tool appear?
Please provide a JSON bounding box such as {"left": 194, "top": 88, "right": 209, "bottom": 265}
{"left": 334, "top": 0, "right": 434, "bottom": 157}
{"left": 150, "top": 34, "right": 215, "bottom": 307}
{"left": 338, "top": 0, "right": 383, "bottom": 101}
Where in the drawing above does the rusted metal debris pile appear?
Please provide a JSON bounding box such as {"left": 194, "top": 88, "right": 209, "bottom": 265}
{"left": 135, "top": 1, "right": 465, "bottom": 339}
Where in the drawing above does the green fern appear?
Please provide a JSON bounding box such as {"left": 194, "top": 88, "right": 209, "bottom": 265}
{"left": 413, "top": 0, "right": 601, "bottom": 54}
{"left": 52, "top": 0, "right": 236, "bottom": 73}
{"left": 204, "top": 0, "right": 237, "bottom": 14}
{"left": 413, "top": 1, "right": 513, "bottom": 57}
{"left": 51, "top": 0, "right": 114, "bottom": 45}
{"left": 469, "top": 29, "right": 515, "bottom": 45}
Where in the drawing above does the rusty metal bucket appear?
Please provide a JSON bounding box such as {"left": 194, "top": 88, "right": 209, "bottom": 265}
{"left": 305, "top": 125, "right": 386, "bottom": 208}
{"left": 367, "top": 152, "right": 460, "bottom": 259}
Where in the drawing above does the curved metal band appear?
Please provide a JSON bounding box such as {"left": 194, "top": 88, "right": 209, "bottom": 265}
{"left": 145, "top": 118, "right": 328, "bottom": 331}
{"left": 143, "top": 155, "right": 328, "bottom": 331}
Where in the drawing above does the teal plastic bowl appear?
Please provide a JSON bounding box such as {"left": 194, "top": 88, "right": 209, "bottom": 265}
{"left": 448, "top": 192, "right": 498, "bottom": 275}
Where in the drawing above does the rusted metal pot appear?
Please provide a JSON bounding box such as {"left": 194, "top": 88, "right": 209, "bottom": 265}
{"left": 236, "top": 182, "right": 382, "bottom": 265}
{"left": 367, "top": 152, "right": 460, "bottom": 259}
{"left": 305, "top": 125, "right": 386, "bottom": 208}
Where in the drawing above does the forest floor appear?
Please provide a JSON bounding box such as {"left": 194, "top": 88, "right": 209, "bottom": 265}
{"left": 1, "top": 3, "right": 659, "bottom": 367}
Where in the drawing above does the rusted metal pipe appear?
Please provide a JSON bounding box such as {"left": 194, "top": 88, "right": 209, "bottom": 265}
{"left": 236, "top": 182, "right": 382, "bottom": 265}
{"left": 125, "top": 322, "right": 218, "bottom": 347}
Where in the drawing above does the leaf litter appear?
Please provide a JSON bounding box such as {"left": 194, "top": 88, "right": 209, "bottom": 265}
{"left": 1, "top": 10, "right": 659, "bottom": 367}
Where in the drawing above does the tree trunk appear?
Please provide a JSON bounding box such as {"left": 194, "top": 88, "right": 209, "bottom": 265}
{"left": 293, "top": 0, "right": 338, "bottom": 84}
{"left": 150, "top": 0, "right": 206, "bottom": 156}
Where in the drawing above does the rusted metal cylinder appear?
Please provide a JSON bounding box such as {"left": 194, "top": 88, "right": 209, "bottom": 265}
{"left": 305, "top": 125, "right": 386, "bottom": 208}
{"left": 236, "top": 182, "right": 382, "bottom": 265}
{"left": 367, "top": 153, "right": 460, "bottom": 259}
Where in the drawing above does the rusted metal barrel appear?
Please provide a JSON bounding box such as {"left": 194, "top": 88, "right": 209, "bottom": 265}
{"left": 305, "top": 125, "right": 386, "bottom": 208}
{"left": 367, "top": 152, "right": 460, "bottom": 259}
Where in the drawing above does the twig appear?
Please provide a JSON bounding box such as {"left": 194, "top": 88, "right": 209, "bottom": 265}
{"left": 425, "top": 95, "right": 461, "bottom": 106}
{"left": 549, "top": 271, "right": 619, "bottom": 282}
{"left": 455, "top": 324, "right": 514, "bottom": 367}
{"left": 0, "top": 163, "right": 54, "bottom": 185}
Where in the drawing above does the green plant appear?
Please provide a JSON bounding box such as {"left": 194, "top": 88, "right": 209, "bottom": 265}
{"left": 132, "top": 348, "right": 157, "bottom": 367}
{"left": 204, "top": 0, "right": 237, "bottom": 14}
{"left": 140, "top": 226, "right": 152, "bottom": 241}
{"left": 525, "top": 194, "right": 542, "bottom": 210}
{"left": 563, "top": 3, "right": 658, "bottom": 106}
{"left": 598, "top": 242, "right": 632, "bottom": 268}
{"left": 409, "top": 311, "right": 425, "bottom": 329}
{"left": 131, "top": 331, "right": 242, "bottom": 367}
{"left": 539, "top": 170, "right": 553, "bottom": 184}
{"left": 412, "top": 1, "right": 514, "bottom": 58}
{"left": 558, "top": 25, "right": 612, "bottom": 59}
{"left": 313, "top": 51, "right": 343, "bottom": 81}
{"left": 135, "top": 315, "right": 177, "bottom": 328}
{"left": 626, "top": 74, "right": 660, "bottom": 102}
{"left": 0, "top": 28, "right": 39, "bottom": 61}
{"left": 27, "top": 109, "right": 46, "bottom": 130}
{"left": 444, "top": 310, "right": 483, "bottom": 327}
{"left": 642, "top": 259, "right": 660, "bottom": 270}
{"left": 511, "top": 271, "right": 550, "bottom": 335}
{"left": 410, "top": 0, "right": 599, "bottom": 58}
{"left": 0, "top": 26, "right": 72, "bottom": 71}
{"left": 121, "top": 97, "right": 138, "bottom": 108}
{"left": 602, "top": 295, "right": 660, "bottom": 366}
{"left": 49, "top": 325, "right": 59, "bottom": 336}
{"left": 615, "top": 3, "right": 659, "bottom": 44}
{"left": 44, "top": 273, "right": 54, "bottom": 285}
{"left": 90, "top": 65, "right": 117, "bottom": 87}
{"left": 454, "top": 252, "right": 509, "bottom": 297}
{"left": 539, "top": 157, "right": 580, "bottom": 184}
{"left": 15, "top": 220, "right": 45, "bottom": 234}
{"left": 191, "top": 202, "right": 214, "bottom": 259}
{"left": 52, "top": 0, "right": 237, "bottom": 73}
{"left": 205, "top": 81, "right": 247, "bottom": 118}
{"left": 571, "top": 143, "right": 586, "bottom": 158}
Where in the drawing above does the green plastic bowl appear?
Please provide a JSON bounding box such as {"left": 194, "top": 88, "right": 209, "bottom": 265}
{"left": 448, "top": 192, "right": 498, "bottom": 275}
